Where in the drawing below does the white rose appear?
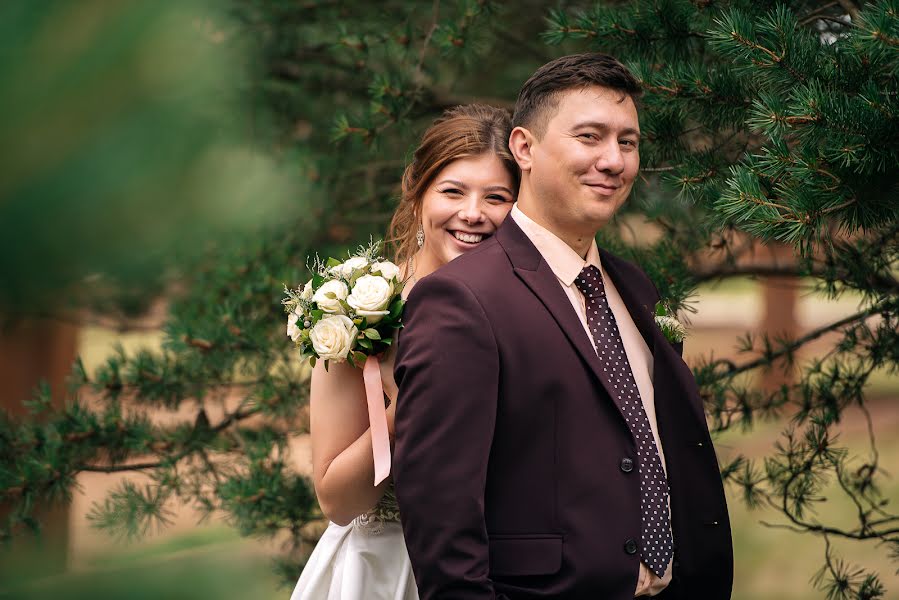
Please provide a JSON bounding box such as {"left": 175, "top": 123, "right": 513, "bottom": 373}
{"left": 329, "top": 256, "right": 369, "bottom": 278}
{"left": 300, "top": 279, "right": 314, "bottom": 301}
{"left": 347, "top": 274, "right": 393, "bottom": 323}
{"left": 309, "top": 315, "right": 357, "bottom": 361}
{"left": 312, "top": 279, "right": 348, "bottom": 314}
{"left": 286, "top": 312, "right": 302, "bottom": 342}
{"left": 371, "top": 260, "right": 400, "bottom": 282}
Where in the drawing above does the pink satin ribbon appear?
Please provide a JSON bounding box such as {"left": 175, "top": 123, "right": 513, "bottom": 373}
{"left": 363, "top": 355, "right": 391, "bottom": 486}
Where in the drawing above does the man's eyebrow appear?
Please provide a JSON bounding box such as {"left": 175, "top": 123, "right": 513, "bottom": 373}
{"left": 572, "top": 121, "right": 641, "bottom": 138}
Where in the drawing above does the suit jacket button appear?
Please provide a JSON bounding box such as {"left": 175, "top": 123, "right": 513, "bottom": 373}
{"left": 624, "top": 538, "right": 638, "bottom": 555}
{"left": 620, "top": 457, "right": 634, "bottom": 473}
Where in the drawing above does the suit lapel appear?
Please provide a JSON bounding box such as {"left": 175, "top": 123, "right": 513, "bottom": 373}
{"left": 497, "top": 217, "right": 708, "bottom": 432}
{"left": 600, "top": 248, "right": 708, "bottom": 429}
{"left": 597, "top": 247, "right": 658, "bottom": 353}
{"left": 497, "top": 219, "right": 625, "bottom": 414}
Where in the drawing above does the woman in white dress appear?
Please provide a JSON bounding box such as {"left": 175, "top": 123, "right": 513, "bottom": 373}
{"left": 291, "top": 104, "right": 520, "bottom": 600}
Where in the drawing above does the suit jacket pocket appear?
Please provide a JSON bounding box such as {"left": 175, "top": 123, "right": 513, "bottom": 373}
{"left": 488, "top": 533, "right": 563, "bottom": 577}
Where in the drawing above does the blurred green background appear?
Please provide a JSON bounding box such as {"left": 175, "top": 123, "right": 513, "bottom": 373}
{"left": 0, "top": 0, "right": 305, "bottom": 315}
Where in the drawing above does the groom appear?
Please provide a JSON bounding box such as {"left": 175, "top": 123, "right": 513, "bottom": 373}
{"left": 393, "top": 53, "right": 733, "bottom": 599}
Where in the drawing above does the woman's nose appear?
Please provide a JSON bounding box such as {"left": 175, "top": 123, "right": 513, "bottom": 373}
{"left": 458, "top": 196, "right": 486, "bottom": 223}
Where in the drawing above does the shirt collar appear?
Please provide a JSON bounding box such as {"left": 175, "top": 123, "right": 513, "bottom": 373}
{"left": 510, "top": 203, "right": 602, "bottom": 287}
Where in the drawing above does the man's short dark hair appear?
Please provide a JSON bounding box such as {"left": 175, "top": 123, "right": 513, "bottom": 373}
{"left": 512, "top": 53, "right": 642, "bottom": 139}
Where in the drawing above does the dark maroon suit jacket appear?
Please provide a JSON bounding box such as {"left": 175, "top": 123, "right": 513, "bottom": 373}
{"left": 393, "top": 217, "right": 733, "bottom": 599}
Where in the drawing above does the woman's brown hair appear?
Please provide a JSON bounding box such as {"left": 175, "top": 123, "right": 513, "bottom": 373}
{"left": 387, "top": 104, "right": 520, "bottom": 270}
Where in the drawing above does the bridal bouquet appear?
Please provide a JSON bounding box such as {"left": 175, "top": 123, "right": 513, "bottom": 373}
{"left": 282, "top": 240, "right": 404, "bottom": 486}
{"left": 283, "top": 240, "right": 405, "bottom": 369}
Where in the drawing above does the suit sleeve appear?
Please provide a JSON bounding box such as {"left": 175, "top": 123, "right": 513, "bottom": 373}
{"left": 393, "top": 272, "right": 507, "bottom": 600}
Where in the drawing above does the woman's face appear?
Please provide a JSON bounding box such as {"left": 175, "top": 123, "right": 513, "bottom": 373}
{"left": 418, "top": 153, "right": 516, "bottom": 267}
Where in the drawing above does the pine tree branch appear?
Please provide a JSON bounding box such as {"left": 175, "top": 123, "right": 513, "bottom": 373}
{"left": 641, "top": 165, "right": 681, "bottom": 172}
{"left": 759, "top": 497, "right": 899, "bottom": 540}
{"left": 73, "top": 404, "right": 262, "bottom": 475}
{"left": 710, "top": 301, "right": 895, "bottom": 380}
{"left": 820, "top": 197, "right": 857, "bottom": 215}
{"left": 641, "top": 82, "right": 752, "bottom": 108}
{"left": 691, "top": 263, "right": 899, "bottom": 294}
{"left": 833, "top": 457, "right": 877, "bottom": 537}
{"left": 858, "top": 400, "right": 880, "bottom": 474}
{"left": 836, "top": 0, "right": 861, "bottom": 23}
{"left": 85, "top": 377, "right": 272, "bottom": 396}
{"left": 492, "top": 28, "right": 554, "bottom": 63}
{"left": 415, "top": 0, "right": 440, "bottom": 82}
{"left": 760, "top": 424, "right": 899, "bottom": 543}
{"left": 799, "top": 2, "right": 840, "bottom": 27}
{"left": 768, "top": 481, "right": 899, "bottom": 540}
{"left": 812, "top": 15, "right": 854, "bottom": 27}
{"left": 693, "top": 264, "right": 808, "bottom": 282}
{"left": 211, "top": 404, "right": 257, "bottom": 434}
{"left": 78, "top": 461, "right": 173, "bottom": 473}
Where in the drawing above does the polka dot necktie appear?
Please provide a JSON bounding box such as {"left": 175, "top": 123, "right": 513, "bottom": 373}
{"left": 574, "top": 264, "right": 673, "bottom": 578}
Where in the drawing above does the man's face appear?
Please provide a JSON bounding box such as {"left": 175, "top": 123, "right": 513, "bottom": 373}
{"left": 527, "top": 85, "right": 640, "bottom": 235}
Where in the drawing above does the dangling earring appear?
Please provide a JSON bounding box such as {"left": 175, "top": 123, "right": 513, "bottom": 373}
{"left": 416, "top": 223, "right": 424, "bottom": 248}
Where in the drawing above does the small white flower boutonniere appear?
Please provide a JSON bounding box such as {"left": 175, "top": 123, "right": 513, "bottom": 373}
{"left": 654, "top": 301, "right": 687, "bottom": 344}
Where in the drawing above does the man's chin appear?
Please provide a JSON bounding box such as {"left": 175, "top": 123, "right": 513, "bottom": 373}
{"left": 584, "top": 198, "right": 625, "bottom": 226}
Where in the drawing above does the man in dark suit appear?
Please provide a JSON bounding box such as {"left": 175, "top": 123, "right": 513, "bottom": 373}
{"left": 393, "top": 53, "right": 733, "bottom": 599}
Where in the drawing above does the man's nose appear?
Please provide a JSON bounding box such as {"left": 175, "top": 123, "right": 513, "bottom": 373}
{"left": 595, "top": 140, "right": 625, "bottom": 175}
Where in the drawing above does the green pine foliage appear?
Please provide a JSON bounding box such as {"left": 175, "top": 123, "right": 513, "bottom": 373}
{"left": 0, "top": 0, "right": 307, "bottom": 315}
{"left": 2, "top": 1, "right": 897, "bottom": 595}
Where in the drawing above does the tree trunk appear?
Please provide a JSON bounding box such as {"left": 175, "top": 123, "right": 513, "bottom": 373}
{"left": 0, "top": 318, "right": 78, "bottom": 578}
{"left": 760, "top": 244, "right": 798, "bottom": 392}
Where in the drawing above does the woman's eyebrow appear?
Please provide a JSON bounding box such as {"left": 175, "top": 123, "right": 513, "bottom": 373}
{"left": 435, "top": 179, "right": 467, "bottom": 188}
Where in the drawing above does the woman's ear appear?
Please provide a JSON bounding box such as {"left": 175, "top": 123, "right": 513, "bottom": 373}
{"left": 508, "top": 126, "right": 534, "bottom": 172}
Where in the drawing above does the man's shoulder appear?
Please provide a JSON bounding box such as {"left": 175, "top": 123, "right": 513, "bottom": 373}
{"left": 404, "top": 237, "right": 510, "bottom": 310}
{"left": 425, "top": 235, "right": 511, "bottom": 288}
{"left": 601, "top": 247, "right": 644, "bottom": 275}
{"left": 600, "top": 246, "right": 659, "bottom": 299}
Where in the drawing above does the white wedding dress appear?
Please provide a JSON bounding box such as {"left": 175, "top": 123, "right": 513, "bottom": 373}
{"left": 290, "top": 336, "right": 419, "bottom": 600}
{"left": 290, "top": 483, "right": 419, "bottom": 600}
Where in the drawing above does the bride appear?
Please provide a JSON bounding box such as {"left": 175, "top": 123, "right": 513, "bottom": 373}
{"left": 291, "top": 104, "right": 520, "bottom": 599}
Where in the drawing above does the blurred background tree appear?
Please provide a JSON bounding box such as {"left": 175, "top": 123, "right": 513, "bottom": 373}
{"left": 1, "top": 1, "right": 896, "bottom": 599}
{"left": 0, "top": 0, "right": 307, "bottom": 315}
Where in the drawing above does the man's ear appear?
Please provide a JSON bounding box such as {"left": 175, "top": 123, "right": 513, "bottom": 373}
{"left": 508, "top": 126, "right": 535, "bottom": 172}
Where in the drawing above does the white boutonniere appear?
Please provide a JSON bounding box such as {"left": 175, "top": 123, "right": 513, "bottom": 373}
{"left": 654, "top": 301, "right": 687, "bottom": 344}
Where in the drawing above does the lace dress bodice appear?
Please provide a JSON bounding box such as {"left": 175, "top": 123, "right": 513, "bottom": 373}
{"left": 354, "top": 481, "right": 401, "bottom": 533}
